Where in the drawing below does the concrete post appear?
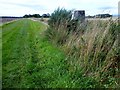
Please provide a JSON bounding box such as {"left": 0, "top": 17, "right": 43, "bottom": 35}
{"left": 72, "top": 10, "right": 85, "bottom": 22}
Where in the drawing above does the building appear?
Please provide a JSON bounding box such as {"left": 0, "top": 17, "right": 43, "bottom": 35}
{"left": 95, "top": 14, "right": 112, "bottom": 18}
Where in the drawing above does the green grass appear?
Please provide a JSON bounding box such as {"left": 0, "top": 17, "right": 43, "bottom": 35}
{"left": 2, "top": 19, "right": 69, "bottom": 88}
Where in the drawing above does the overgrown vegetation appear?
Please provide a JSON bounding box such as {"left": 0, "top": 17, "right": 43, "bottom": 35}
{"left": 2, "top": 8, "right": 120, "bottom": 88}
{"left": 2, "top": 18, "right": 100, "bottom": 88}
{"left": 45, "top": 8, "right": 120, "bottom": 88}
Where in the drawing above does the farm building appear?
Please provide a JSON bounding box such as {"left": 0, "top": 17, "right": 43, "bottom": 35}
{"left": 95, "top": 14, "right": 112, "bottom": 18}
{"left": 72, "top": 10, "right": 85, "bottom": 22}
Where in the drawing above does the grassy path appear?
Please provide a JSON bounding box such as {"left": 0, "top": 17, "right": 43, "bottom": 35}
{"left": 2, "top": 19, "right": 99, "bottom": 88}
{"left": 2, "top": 19, "right": 70, "bottom": 88}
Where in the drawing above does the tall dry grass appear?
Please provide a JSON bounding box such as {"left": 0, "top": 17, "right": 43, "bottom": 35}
{"left": 45, "top": 8, "right": 120, "bottom": 88}
{"left": 63, "top": 20, "right": 119, "bottom": 76}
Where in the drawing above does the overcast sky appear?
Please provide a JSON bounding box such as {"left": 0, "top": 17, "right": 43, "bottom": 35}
{"left": 0, "top": 0, "right": 119, "bottom": 16}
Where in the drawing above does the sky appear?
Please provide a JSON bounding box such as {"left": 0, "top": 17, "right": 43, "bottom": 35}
{"left": 0, "top": 0, "right": 119, "bottom": 16}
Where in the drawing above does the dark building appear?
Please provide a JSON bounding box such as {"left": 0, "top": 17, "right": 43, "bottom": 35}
{"left": 95, "top": 14, "right": 112, "bottom": 18}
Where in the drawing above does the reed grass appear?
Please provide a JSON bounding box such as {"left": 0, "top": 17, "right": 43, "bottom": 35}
{"left": 45, "top": 8, "right": 120, "bottom": 88}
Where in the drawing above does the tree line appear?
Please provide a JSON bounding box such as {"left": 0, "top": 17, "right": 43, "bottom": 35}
{"left": 23, "top": 13, "right": 50, "bottom": 18}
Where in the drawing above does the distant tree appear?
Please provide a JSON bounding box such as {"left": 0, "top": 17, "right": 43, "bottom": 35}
{"left": 33, "top": 14, "right": 41, "bottom": 18}
{"left": 23, "top": 14, "right": 29, "bottom": 18}
{"left": 23, "top": 14, "right": 41, "bottom": 18}
{"left": 29, "top": 14, "right": 32, "bottom": 17}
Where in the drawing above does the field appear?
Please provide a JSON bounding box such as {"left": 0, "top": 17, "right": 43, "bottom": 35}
{"left": 1, "top": 14, "right": 120, "bottom": 88}
{"left": 0, "top": 17, "right": 22, "bottom": 26}
{"left": 87, "top": 16, "right": 118, "bottom": 20}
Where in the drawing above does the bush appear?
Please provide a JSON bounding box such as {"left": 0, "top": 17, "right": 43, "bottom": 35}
{"left": 48, "top": 7, "right": 72, "bottom": 28}
{"left": 45, "top": 8, "right": 72, "bottom": 45}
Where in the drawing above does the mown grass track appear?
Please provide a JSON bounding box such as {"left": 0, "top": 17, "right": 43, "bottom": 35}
{"left": 2, "top": 19, "right": 69, "bottom": 88}
{"left": 2, "top": 19, "right": 102, "bottom": 88}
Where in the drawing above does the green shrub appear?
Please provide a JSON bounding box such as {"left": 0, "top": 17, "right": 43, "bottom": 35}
{"left": 48, "top": 7, "right": 72, "bottom": 28}
{"left": 45, "top": 8, "right": 72, "bottom": 45}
